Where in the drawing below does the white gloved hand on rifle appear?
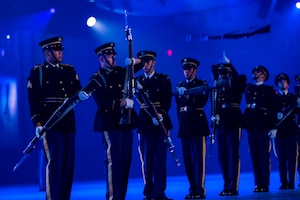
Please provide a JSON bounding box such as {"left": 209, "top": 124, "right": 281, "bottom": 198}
{"left": 125, "top": 58, "right": 141, "bottom": 66}
{"left": 177, "top": 87, "right": 186, "bottom": 95}
{"left": 35, "top": 126, "right": 44, "bottom": 139}
{"left": 125, "top": 98, "right": 134, "bottom": 108}
{"left": 78, "top": 91, "right": 90, "bottom": 101}
{"left": 157, "top": 113, "right": 163, "bottom": 122}
{"left": 277, "top": 112, "right": 283, "bottom": 120}
{"left": 268, "top": 129, "right": 277, "bottom": 139}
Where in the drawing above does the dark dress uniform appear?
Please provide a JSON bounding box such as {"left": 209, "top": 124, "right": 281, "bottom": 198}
{"left": 90, "top": 42, "right": 141, "bottom": 200}
{"left": 211, "top": 64, "right": 246, "bottom": 196}
{"left": 27, "top": 37, "right": 82, "bottom": 200}
{"left": 273, "top": 73, "right": 298, "bottom": 189}
{"left": 294, "top": 74, "right": 300, "bottom": 187}
{"left": 136, "top": 69, "right": 173, "bottom": 200}
{"left": 175, "top": 58, "right": 209, "bottom": 199}
{"left": 243, "top": 66, "right": 276, "bottom": 192}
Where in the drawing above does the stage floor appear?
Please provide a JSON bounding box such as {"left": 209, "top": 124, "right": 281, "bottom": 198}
{"left": 1, "top": 172, "right": 300, "bottom": 200}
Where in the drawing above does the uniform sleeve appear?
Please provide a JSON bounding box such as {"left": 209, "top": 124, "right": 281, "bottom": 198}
{"left": 67, "top": 64, "right": 82, "bottom": 95}
{"left": 160, "top": 75, "right": 173, "bottom": 115}
{"left": 27, "top": 67, "right": 43, "bottom": 126}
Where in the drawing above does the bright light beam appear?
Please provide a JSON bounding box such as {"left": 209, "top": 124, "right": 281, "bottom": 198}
{"left": 87, "top": 16, "right": 96, "bottom": 27}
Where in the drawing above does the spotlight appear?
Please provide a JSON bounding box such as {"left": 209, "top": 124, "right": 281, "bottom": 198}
{"left": 50, "top": 8, "right": 56, "bottom": 14}
{"left": 6, "top": 35, "right": 10, "bottom": 40}
{"left": 87, "top": 16, "right": 96, "bottom": 27}
{"left": 296, "top": 2, "right": 300, "bottom": 9}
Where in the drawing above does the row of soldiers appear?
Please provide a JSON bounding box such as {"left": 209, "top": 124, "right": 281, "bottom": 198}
{"left": 27, "top": 36, "right": 300, "bottom": 200}
{"left": 175, "top": 54, "right": 300, "bottom": 199}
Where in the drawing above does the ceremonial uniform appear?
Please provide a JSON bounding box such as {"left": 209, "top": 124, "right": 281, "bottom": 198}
{"left": 294, "top": 74, "right": 300, "bottom": 187}
{"left": 135, "top": 51, "right": 173, "bottom": 200}
{"left": 90, "top": 42, "right": 141, "bottom": 200}
{"left": 211, "top": 63, "right": 246, "bottom": 196}
{"left": 273, "top": 73, "right": 298, "bottom": 189}
{"left": 175, "top": 58, "right": 209, "bottom": 199}
{"left": 27, "top": 37, "right": 82, "bottom": 200}
{"left": 243, "top": 65, "right": 276, "bottom": 192}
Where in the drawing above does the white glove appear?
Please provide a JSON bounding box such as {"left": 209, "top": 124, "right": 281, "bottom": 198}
{"left": 125, "top": 58, "right": 136, "bottom": 66}
{"left": 218, "top": 51, "right": 231, "bottom": 63}
{"left": 177, "top": 87, "right": 186, "bottom": 95}
{"left": 157, "top": 113, "right": 163, "bottom": 122}
{"left": 277, "top": 112, "right": 283, "bottom": 120}
{"left": 211, "top": 114, "right": 220, "bottom": 122}
{"left": 125, "top": 98, "right": 134, "bottom": 108}
{"left": 136, "top": 81, "right": 143, "bottom": 90}
{"left": 78, "top": 91, "right": 90, "bottom": 101}
{"left": 268, "top": 129, "right": 277, "bottom": 139}
{"left": 152, "top": 118, "right": 159, "bottom": 126}
{"left": 297, "top": 97, "right": 300, "bottom": 107}
{"left": 35, "top": 126, "right": 44, "bottom": 139}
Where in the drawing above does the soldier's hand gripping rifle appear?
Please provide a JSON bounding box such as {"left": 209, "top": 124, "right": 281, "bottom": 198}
{"left": 136, "top": 90, "right": 181, "bottom": 167}
{"left": 13, "top": 77, "right": 102, "bottom": 172}
{"left": 120, "top": 10, "right": 135, "bottom": 125}
{"left": 183, "top": 78, "right": 230, "bottom": 96}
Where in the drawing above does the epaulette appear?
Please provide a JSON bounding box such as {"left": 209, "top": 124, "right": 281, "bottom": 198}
{"left": 32, "top": 63, "right": 44, "bottom": 70}
{"left": 60, "top": 63, "right": 74, "bottom": 68}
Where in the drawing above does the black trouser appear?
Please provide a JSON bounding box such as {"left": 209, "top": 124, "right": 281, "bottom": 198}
{"left": 44, "top": 131, "right": 75, "bottom": 200}
{"left": 275, "top": 135, "right": 297, "bottom": 185}
{"left": 181, "top": 136, "right": 206, "bottom": 195}
{"left": 216, "top": 128, "right": 241, "bottom": 191}
{"left": 247, "top": 130, "right": 271, "bottom": 188}
{"left": 102, "top": 130, "right": 133, "bottom": 200}
{"left": 138, "top": 132, "right": 168, "bottom": 199}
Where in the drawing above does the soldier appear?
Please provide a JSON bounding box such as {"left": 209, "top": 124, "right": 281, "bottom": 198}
{"left": 175, "top": 58, "right": 209, "bottom": 199}
{"left": 27, "top": 36, "right": 89, "bottom": 200}
{"left": 211, "top": 54, "right": 246, "bottom": 196}
{"left": 90, "top": 42, "right": 142, "bottom": 200}
{"left": 243, "top": 65, "right": 276, "bottom": 192}
{"left": 272, "top": 73, "right": 298, "bottom": 190}
{"left": 135, "top": 51, "right": 173, "bottom": 200}
{"left": 294, "top": 74, "right": 300, "bottom": 187}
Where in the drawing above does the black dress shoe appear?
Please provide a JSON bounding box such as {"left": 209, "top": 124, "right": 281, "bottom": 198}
{"left": 219, "top": 189, "right": 228, "bottom": 196}
{"left": 279, "top": 184, "right": 288, "bottom": 190}
{"left": 227, "top": 190, "right": 238, "bottom": 196}
{"left": 194, "top": 193, "right": 206, "bottom": 199}
{"left": 151, "top": 196, "right": 173, "bottom": 200}
{"left": 253, "top": 186, "right": 269, "bottom": 192}
{"left": 184, "top": 193, "right": 195, "bottom": 199}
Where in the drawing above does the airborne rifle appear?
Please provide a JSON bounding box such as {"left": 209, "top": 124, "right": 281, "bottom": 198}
{"left": 183, "top": 78, "right": 230, "bottom": 96}
{"left": 13, "top": 77, "right": 102, "bottom": 172}
{"left": 120, "top": 10, "right": 135, "bottom": 125}
{"left": 136, "top": 90, "right": 181, "bottom": 167}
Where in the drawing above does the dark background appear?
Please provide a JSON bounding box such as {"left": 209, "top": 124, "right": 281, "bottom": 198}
{"left": 0, "top": 0, "right": 299, "bottom": 186}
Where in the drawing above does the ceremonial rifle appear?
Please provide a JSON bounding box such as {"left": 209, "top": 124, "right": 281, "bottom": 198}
{"left": 120, "top": 10, "right": 135, "bottom": 125}
{"left": 183, "top": 78, "right": 230, "bottom": 96}
{"left": 13, "top": 77, "right": 102, "bottom": 172}
{"left": 136, "top": 90, "right": 181, "bottom": 167}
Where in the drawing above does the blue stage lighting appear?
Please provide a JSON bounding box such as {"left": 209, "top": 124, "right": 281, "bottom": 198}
{"left": 87, "top": 16, "right": 96, "bottom": 27}
{"left": 296, "top": 2, "right": 300, "bottom": 9}
{"left": 50, "top": 8, "right": 56, "bottom": 14}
